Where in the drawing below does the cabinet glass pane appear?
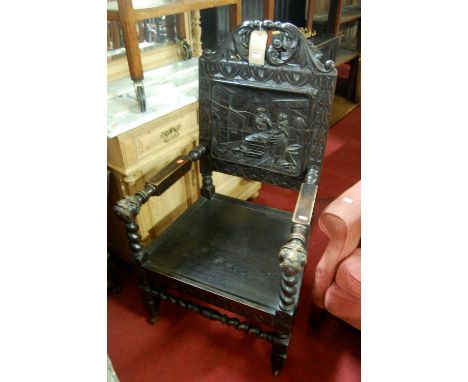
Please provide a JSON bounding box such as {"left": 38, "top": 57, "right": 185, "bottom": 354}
{"left": 107, "top": 16, "right": 177, "bottom": 61}
{"left": 340, "top": 0, "right": 361, "bottom": 24}
{"left": 313, "top": 0, "right": 331, "bottom": 25}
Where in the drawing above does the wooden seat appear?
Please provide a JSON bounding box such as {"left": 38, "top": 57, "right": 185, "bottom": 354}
{"left": 143, "top": 193, "right": 292, "bottom": 311}
{"left": 114, "top": 20, "right": 337, "bottom": 375}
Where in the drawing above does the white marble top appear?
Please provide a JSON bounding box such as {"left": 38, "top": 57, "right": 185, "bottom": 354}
{"left": 107, "top": 58, "right": 199, "bottom": 138}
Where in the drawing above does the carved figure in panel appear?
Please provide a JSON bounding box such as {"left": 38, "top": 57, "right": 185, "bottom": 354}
{"left": 210, "top": 84, "right": 310, "bottom": 177}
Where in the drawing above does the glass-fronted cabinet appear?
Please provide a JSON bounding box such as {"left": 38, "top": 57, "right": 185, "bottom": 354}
{"left": 107, "top": 0, "right": 241, "bottom": 112}
{"left": 308, "top": 0, "right": 360, "bottom": 65}
{"left": 306, "top": 0, "right": 360, "bottom": 102}
{"left": 107, "top": 15, "right": 191, "bottom": 62}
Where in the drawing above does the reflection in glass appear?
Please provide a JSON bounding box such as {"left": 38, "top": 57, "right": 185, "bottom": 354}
{"left": 107, "top": 15, "right": 177, "bottom": 61}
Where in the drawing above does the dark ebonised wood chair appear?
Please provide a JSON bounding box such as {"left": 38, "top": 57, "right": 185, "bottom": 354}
{"left": 114, "top": 20, "right": 336, "bottom": 375}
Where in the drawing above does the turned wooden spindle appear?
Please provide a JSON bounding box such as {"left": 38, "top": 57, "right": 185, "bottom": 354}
{"left": 190, "top": 10, "right": 202, "bottom": 57}
{"left": 152, "top": 288, "right": 278, "bottom": 342}
{"left": 114, "top": 193, "right": 149, "bottom": 263}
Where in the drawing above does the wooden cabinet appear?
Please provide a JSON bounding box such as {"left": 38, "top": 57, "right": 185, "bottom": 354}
{"left": 107, "top": 0, "right": 241, "bottom": 111}
{"left": 108, "top": 102, "right": 199, "bottom": 242}
{"left": 107, "top": 101, "right": 199, "bottom": 174}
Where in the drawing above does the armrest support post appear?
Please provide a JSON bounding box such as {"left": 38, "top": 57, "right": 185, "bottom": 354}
{"left": 278, "top": 166, "right": 319, "bottom": 311}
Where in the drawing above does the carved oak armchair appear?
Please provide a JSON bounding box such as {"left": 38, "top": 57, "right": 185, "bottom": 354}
{"left": 114, "top": 20, "right": 336, "bottom": 376}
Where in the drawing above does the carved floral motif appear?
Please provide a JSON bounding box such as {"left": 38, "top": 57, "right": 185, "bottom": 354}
{"left": 202, "top": 20, "right": 335, "bottom": 72}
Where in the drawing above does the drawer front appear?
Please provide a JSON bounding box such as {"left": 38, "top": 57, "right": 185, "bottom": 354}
{"left": 109, "top": 103, "right": 199, "bottom": 171}
{"left": 134, "top": 109, "right": 197, "bottom": 159}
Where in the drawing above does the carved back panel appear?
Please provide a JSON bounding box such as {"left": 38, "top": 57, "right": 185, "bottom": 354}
{"left": 199, "top": 21, "right": 337, "bottom": 190}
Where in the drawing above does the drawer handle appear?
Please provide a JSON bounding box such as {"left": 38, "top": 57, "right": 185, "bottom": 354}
{"left": 160, "top": 125, "right": 181, "bottom": 143}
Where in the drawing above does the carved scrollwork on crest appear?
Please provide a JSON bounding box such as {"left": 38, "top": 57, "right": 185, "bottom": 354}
{"left": 202, "top": 20, "right": 335, "bottom": 73}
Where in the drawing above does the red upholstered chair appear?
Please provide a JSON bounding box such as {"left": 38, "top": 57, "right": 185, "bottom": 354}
{"left": 311, "top": 181, "right": 361, "bottom": 329}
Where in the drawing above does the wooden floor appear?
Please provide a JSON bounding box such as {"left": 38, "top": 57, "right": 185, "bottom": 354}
{"left": 330, "top": 95, "right": 360, "bottom": 127}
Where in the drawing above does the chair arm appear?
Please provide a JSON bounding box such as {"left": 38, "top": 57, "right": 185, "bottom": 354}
{"left": 147, "top": 145, "right": 207, "bottom": 196}
{"left": 312, "top": 181, "right": 361, "bottom": 307}
{"left": 113, "top": 145, "right": 206, "bottom": 262}
{"left": 114, "top": 145, "right": 206, "bottom": 219}
{"left": 277, "top": 167, "right": 319, "bottom": 311}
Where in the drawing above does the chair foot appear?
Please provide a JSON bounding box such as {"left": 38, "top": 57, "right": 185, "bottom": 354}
{"left": 138, "top": 279, "right": 161, "bottom": 324}
{"left": 271, "top": 335, "right": 289, "bottom": 376}
{"left": 271, "top": 351, "right": 286, "bottom": 376}
{"left": 148, "top": 315, "right": 159, "bottom": 325}
{"left": 143, "top": 291, "right": 161, "bottom": 324}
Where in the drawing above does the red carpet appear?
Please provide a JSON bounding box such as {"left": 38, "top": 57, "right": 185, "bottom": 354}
{"left": 108, "top": 106, "right": 361, "bottom": 382}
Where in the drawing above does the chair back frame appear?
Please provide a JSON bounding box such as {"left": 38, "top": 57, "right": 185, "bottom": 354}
{"left": 199, "top": 20, "right": 337, "bottom": 189}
